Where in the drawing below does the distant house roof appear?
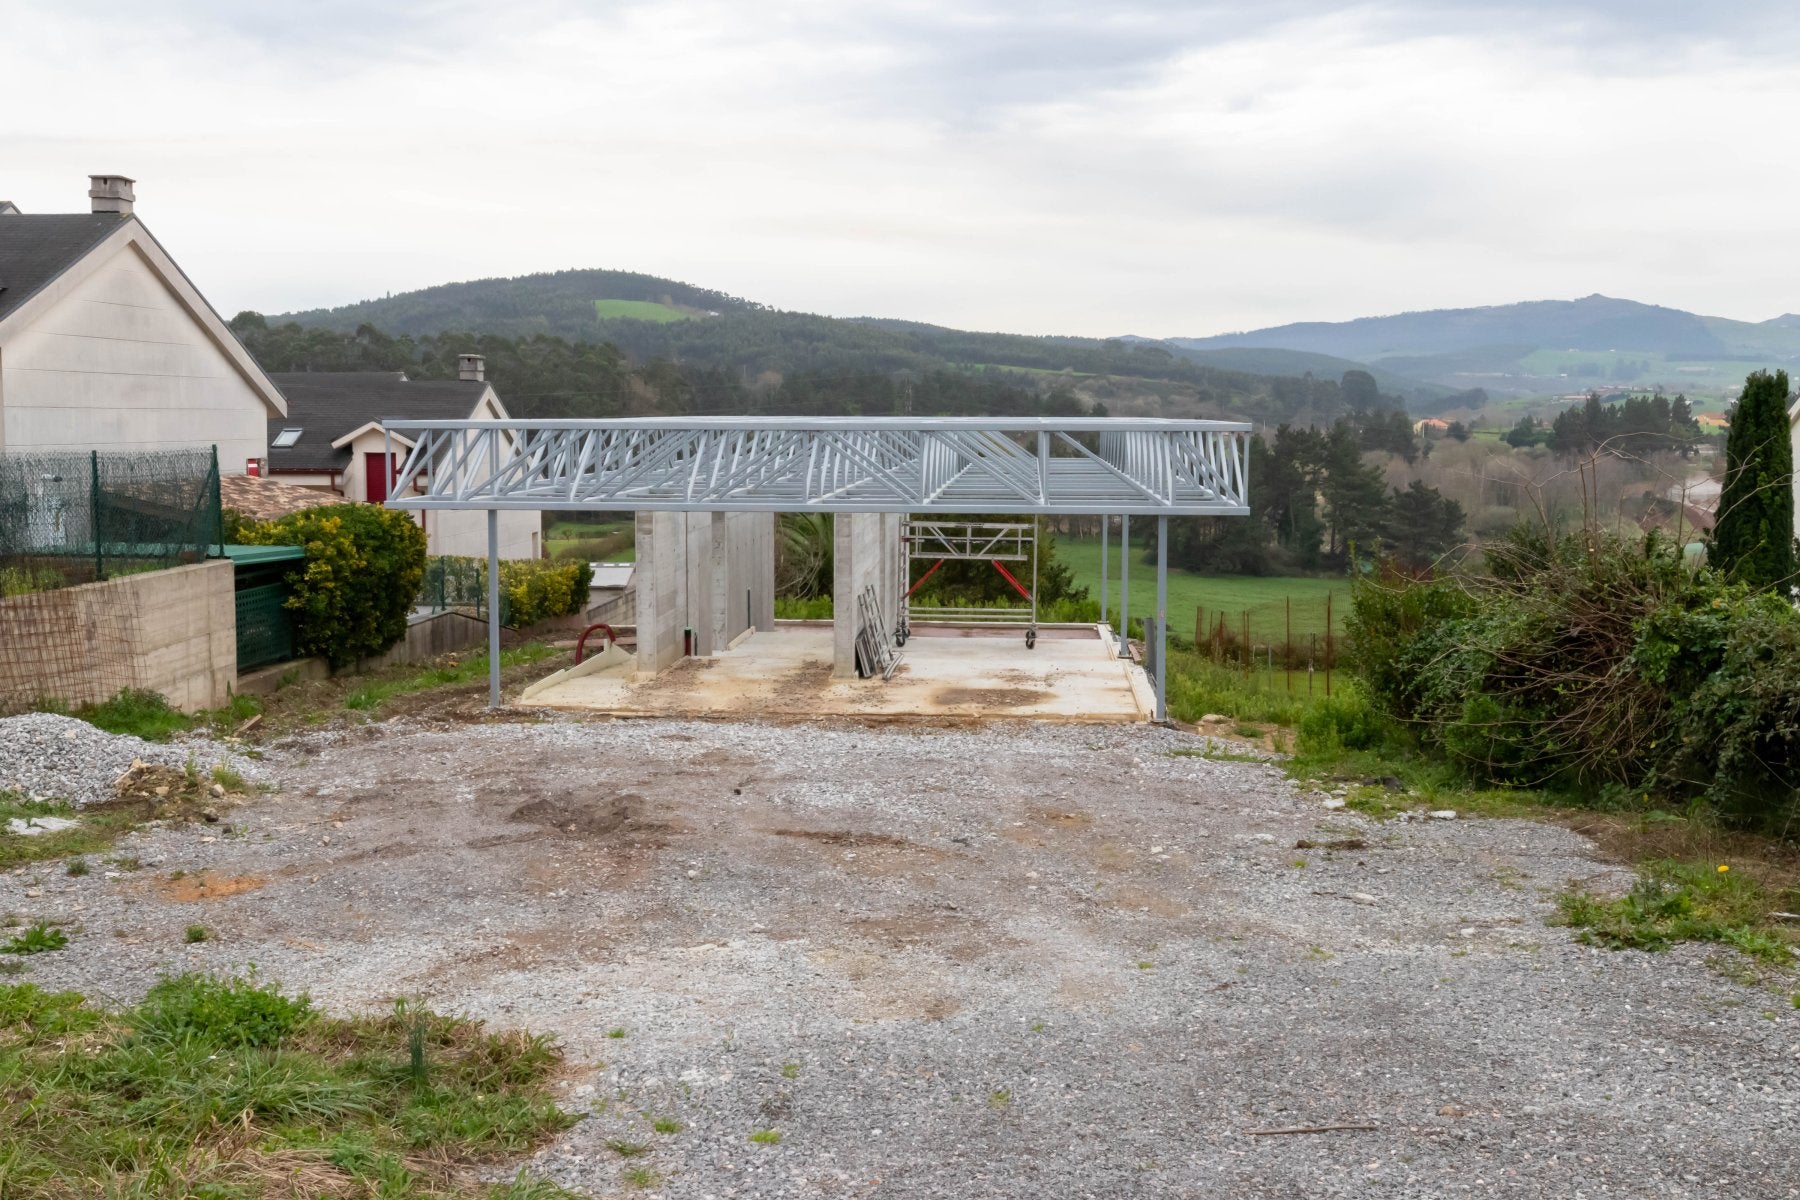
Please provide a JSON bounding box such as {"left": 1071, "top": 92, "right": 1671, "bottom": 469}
{"left": 265, "top": 372, "right": 493, "bottom": 471}
{"left": 0, "top": 213, "right": 131, "bottom": 324}
{"left": 219, "top": 473, "right": 341, "bottom": 522}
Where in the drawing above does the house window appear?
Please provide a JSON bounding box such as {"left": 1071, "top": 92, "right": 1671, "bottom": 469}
{"left": 272, "top": 428, "right": 303, "bottom": 448}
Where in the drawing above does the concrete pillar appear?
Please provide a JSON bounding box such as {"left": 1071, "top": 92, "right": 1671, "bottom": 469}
{"left": 634, "top": 510, "right": 683, "bottom": 674}
{"left": 832, "top": 512, "right": 901, "bottom": 677}
{"left": 754, "top": 512, "right": 776, "bottom": 631}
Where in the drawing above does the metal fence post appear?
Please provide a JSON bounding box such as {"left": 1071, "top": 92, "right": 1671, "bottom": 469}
{"left": 90, "top": 449, "right": 102, "bottom": 582}
{"left": 210, "top": 445, "right": 223, "bottom": 551}
{"left": 1099, "top": 515, "right": 1109, "bottom": 628}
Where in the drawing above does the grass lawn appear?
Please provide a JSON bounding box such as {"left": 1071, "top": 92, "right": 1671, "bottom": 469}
{"left": 0, "top": 974, "right": 577, "bottom": 1199}
{"left": 543, "top": 518, "right": 636, "bottom": 563}
{"left": 1057, "top": 536, "right": 1349, "bottom": 643}
{"left": 594, "top": 299, "right": 686, "bottom": 323}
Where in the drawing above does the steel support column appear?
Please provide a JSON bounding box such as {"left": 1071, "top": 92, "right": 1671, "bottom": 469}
{"left": 1099, "top": 516, "right": 1109, "bottom": 629}
{"left": 1156, "top": 515, "right": 1169, "bottom": 723}
{"left": 487, "top": 508, "right": 501, "bottom": 709}
{"left": 1118, "top": 514, "right": 1131, "bottom": 659}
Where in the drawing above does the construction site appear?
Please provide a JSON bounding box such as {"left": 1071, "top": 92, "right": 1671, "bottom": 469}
{"left": 382, "top": 416, "right": 1251, "bottom": 723}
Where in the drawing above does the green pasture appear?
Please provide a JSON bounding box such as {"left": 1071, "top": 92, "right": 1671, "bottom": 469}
{"left": 1057, "top": 536, "right": 1349, "bottom": 643}
{"left": 594, "top": 299, "right": 687, "bottom": 323}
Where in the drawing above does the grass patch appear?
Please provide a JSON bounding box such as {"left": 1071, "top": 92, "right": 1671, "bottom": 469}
{"left": 780, "top": 1062, "right": 800, "bottom": 1079}
{"left": 344, "top": 644, "right": 560, "bottom": 712}
{"left": 0, "top": 793, "right": 141, "bottom": 872}
{"left": 748, "top": 1128, "right": 782, "bottom": 1145}
{"left": 61, "top": 688, "right": 262, "bottom": 742}
{"left": 594, "top": 298, "right": 687, "bottom": 324}
{"left": 987, "top": 1089, "right": 1011, "bottom": 1109}
{"left": 1, "top": 922, "right": 68, "bottom": 955}
{"left": 607, "top": 1139, "right": 649, "bottom": 1157}
{"left": 650, "top": 1116, "right": 683, "bottom": 1134}
{"left": 185, "top": 924, "right": 211, "bottom": 944}
{"left": 65, "top": 857, "right": 89, "bottom": 877}
{"left": 1167, "top": 746, "right": 1266, "bottom": 764}
{"left": 621, "top": 1165, "right": 661, "bottom": 1188}
{"left": 1555, "top": 861, "right": 1799, "bottom": 964}
{"left": 0, "top": 974, "right": 574, "bottom": 1198}
{"left": 212, "top": 763, "right": 248, "bottom": 792}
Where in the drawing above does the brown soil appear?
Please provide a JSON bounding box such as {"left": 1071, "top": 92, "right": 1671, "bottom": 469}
{"left": 156, "top": 871, "right": 267, "bottom": 902}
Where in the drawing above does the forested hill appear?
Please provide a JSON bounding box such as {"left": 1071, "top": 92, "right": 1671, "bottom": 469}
{"left": 266, "top": 269, "right": 1463, "bottom": 424}
{"left": 279, "top": 269, "right": 762, "bottom": 339}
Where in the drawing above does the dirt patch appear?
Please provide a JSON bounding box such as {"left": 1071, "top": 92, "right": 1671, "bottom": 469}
{"left": 1032, "top": 808, "right": 1093, "bottom": 830}
{"left": 769, "top": 828, "right": 920, "bottom": 851}
{"left": 156, "top": 871, "right": 266, "bottom": 902}
{"left": 771, "top": 661, "right": 834, "bottom": 702}
{"left": 509, "top": 793, "right": 677, "bottom": 839}
{"left": 1105, "top": 885, "right": 1189, "bottom": 918}
{"left": 931, "top": 687, "right": 1048, "bottom": 708}
{"left": 1295, "top": 837, "right": 1369, "bottom": 851}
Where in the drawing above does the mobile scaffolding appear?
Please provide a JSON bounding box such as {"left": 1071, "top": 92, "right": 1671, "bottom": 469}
{"left": 898, "top": 520, "right": 1039, "bottom": 648}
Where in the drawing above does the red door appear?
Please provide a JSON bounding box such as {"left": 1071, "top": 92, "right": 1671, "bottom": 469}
{"left": 365, "top": 453, "right": 392, "bottom": 503}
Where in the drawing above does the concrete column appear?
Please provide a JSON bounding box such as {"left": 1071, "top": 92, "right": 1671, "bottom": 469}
{"left": 754, "top": 512, "right": 776, "bottom": 631}
{"left": 832, "top": 512, "right": 900, "bottom": 677}
{"left": 1156, "top": 515, "right": 1169, "bottom": 723}
{"left": 634, "top": 510, "right": 683, "bottom": 674}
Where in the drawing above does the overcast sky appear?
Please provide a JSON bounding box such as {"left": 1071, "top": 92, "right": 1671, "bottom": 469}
{"left": 5, "top": 1, "right": 1797, "bottom": 338}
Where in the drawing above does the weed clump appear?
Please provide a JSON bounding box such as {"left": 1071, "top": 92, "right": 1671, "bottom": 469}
{"left": 1555, "top": 861, "right": 1798, "bottom": 963}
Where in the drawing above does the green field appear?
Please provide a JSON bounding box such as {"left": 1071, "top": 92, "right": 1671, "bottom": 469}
{"left": 544, "top": 518, "right": 636, "bottom": 562}
{"left": 1057, "top": 536, "right": 1349, "bottom": 645}
{"left": 594, "top": 298, "right": 688, "bottom": 323}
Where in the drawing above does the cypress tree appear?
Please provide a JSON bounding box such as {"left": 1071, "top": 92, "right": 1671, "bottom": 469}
{"left": 1711, "top": 368, "right": 1795, "bottom": 588}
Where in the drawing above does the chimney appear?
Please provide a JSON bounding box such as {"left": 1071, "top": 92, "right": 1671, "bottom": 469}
{"left": 89, "top": 174, "right": 135, "bottom": 215}
{"left": 457, "top": 353, "right": 485, "bottom": 383}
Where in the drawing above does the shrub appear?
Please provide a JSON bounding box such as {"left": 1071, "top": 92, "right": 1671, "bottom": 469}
{"left": 242, "top": 504, "right": 427, "bottom": 668}
{"left": 1295, "top": 685, "right": 1387, "bottom": 756}
{"left": 1346, "top": 527, "right": 1800, "bottom": 827}
{"left": 499, "top": 558, "right": 593, "bottom": 626}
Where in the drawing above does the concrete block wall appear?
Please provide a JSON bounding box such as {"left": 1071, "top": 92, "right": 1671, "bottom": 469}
{"left": 832, "top": 512, "right": 903, "bottom": 677}
{"left": 0, "top": 560, "right": 236, "bottom": 713}
{"left": 633, "top": 509, "right": 777, "bottom": 673}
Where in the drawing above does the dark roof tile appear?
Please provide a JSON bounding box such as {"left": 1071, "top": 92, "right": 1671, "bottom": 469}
{"left": 266, "top": 372, "right": 490, "bottom": 471}
{"left": 0, "top": 213, "right": 130, "bottom": 324}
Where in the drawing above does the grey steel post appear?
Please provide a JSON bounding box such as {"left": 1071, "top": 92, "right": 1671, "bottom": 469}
{"left": 487, "top": 508, "right": 501, "bottom": 709}
{"left": 1118, "top": 514, "right": 1130, "bottom": 658}
{"left": 1155, "top": 515, "right": 1169, "bottom": 723}
{"left": 1099, "top": 516, "right": 1109, "bottom": 628}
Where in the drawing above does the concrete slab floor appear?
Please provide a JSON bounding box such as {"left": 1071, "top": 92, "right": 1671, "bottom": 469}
{"left": 521, "top": 622, "right": 1153, "bottom": 721}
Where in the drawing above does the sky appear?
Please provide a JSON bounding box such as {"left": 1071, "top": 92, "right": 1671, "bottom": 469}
{"left": 4, "top": 0, "right": 1798, "bottom": 338}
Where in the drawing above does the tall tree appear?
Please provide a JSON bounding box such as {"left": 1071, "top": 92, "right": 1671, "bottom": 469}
{"left": 1711, "top": 368, "right": 1795, "bottom": 588}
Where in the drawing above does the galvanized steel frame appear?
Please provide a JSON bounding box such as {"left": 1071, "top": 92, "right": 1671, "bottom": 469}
{"left": 381, "top": 417, "right": 1250, "bottom": 516}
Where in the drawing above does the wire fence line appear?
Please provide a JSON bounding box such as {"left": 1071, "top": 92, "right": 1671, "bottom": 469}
{"left": 0, "top": 447, "right": 222, "bottom": 596}
{"left": 1187, "top": 595, "right": 1344, "bottom": 693}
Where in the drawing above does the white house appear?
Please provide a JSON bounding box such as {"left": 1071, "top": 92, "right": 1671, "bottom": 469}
{"left": 0, "top": 175, "right": 286, "bottom": 462}
{"left": 264, "top": 357, "right": 542, "bottom": 560}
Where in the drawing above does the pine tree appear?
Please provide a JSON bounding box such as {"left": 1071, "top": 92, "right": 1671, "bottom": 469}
{"left": 1711, "top": 369, "right": 1795, "bottom": 588}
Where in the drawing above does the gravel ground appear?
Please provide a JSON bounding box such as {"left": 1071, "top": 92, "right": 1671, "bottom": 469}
{"left": 6, "top": 714, "right": 1799, "bottom": 1198}
{"left": 0, "top": 712, "right": 264, "bottom": 808}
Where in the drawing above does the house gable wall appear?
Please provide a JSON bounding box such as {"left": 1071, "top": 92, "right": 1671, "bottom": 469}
{"left": 0, "top": 239, "right": 271, "bottom": 464}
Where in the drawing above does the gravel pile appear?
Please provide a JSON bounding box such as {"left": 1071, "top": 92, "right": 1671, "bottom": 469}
{"left": 0, "top": 712, "right": 263, "bottom": 808}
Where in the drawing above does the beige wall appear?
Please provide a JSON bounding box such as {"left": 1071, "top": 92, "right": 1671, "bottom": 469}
{"left": 0, "top": 241, "right": 271, "bottom": 465}
{"left": 0, "top": 560, "right": 236, "bottom": 713}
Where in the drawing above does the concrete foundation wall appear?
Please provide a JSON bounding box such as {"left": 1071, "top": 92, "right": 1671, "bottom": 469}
{"left": 832, "top": 512, "right": 902, "bottom": 677}
{"left": 0, "top": 560, "right": 235, "bottom": 713}
{"left": 634, "top": 509, "right": 775, "bottom": 673}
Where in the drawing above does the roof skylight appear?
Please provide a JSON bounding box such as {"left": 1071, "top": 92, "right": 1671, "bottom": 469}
{"left": 272, "top": 428, "right": 302, "bottom": 448}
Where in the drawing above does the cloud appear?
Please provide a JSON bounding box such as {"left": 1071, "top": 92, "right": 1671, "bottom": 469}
{"left": 3, "top": 0, "right": 1796, "bottom": 335}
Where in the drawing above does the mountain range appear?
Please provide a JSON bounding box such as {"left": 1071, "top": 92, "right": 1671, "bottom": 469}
{"left": 273, "top": 273, "right": 1799, "bottom": 413}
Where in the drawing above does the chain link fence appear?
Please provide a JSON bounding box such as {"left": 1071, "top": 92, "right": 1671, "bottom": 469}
{"left": 0, "top": 447, "right": 222, "bottom": 596}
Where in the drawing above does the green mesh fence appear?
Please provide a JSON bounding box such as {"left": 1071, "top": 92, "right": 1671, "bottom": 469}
{"left": 0, "top": 447, "right": 222, "bottom": 596}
